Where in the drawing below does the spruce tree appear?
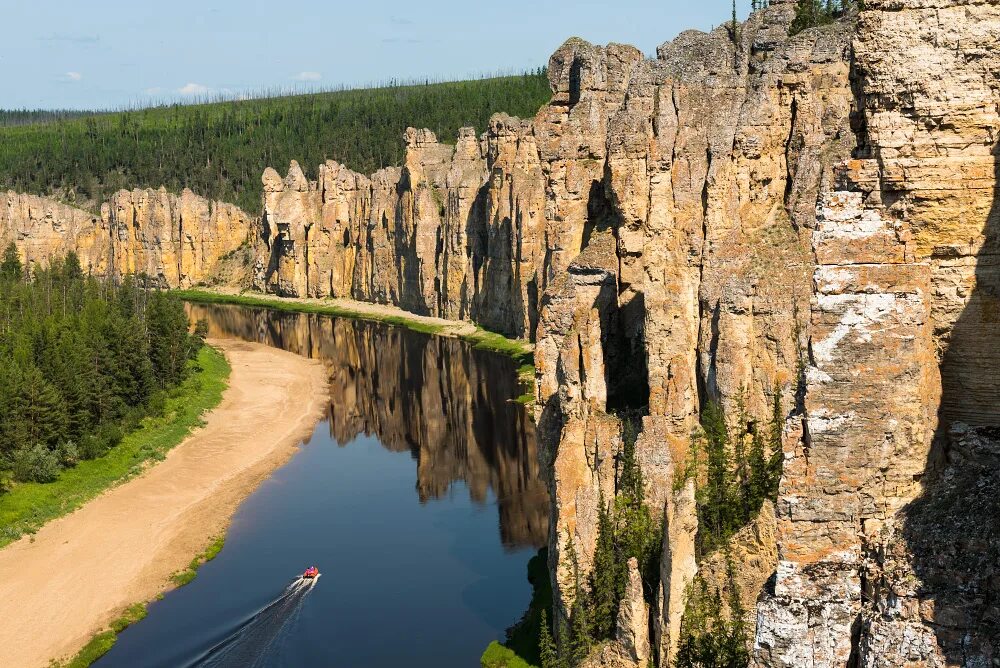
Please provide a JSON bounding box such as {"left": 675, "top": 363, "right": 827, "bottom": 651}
{"left": 590, "top": 492, "right": 619, "bottom": 640}
{"left": 766, "top": 386, "right": 784, "bottom": 499}
{"left": 699, "top": 400, "right": 734, "bottom": 551}
{"left": 1, "top": 243, "right": 22, "bottom": 282}
{"left": 539, "top": 610, "right": 559, "bottom": 668}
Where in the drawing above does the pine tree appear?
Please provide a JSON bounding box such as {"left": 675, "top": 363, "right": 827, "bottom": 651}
{"left": 766, "top": 386, "right": 785, "bottom": 499}
{"left": 568, "top": 594, "right": 592, "bottom": 667}
{"left": 590, "top": 492, "right": 619, "bottom": 640}
{"left": 539, "top": 610, "right": 559, "bottom": 668}
{"left": 1, "top": 243, "right": 22, "bottom": 281}
{"left": 746, "top": 427, "right": 769, "bottom": 512}
{"left": 562, "top": 537, "right": 593, "bottom": 666}
{"left": 617, "top": 413, "right": 644, "bottom": 505}
{"left": 699, "top": 400, "right": 734, "bottom": 551}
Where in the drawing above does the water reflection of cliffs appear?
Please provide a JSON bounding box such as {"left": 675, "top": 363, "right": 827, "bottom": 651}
{"left": 188, "top": 303, "right": 548, "bottom": 549}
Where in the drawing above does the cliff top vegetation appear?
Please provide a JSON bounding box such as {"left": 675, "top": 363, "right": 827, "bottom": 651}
{"left": 0, "top": 72, "right": 551, "bottom": 215}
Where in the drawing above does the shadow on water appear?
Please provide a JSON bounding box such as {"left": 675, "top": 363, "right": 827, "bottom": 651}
{"left": 188, "top": 302, "right": 549, "bottom": 549}
{"left": 899, "top": 141, "right": 1000, "bottom": 660}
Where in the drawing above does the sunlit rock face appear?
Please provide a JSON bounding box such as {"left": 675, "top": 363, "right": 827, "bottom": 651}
{"left": 533, "top": 2, "right": 856, "bottom": 663}
{"left": 259, "top": 124, "right": 548, "bottom": 339}
{"left": 0, "top": 191, "right": 108, "bottom": 275}
{"left": 1, "top": 188, "right": 254, "bottom": 288}
{"left": 187, "top": 302, "right": 549, "bottom": 550}
{"left": 104, "top": 188, "right": 254, "bottom": 288}
{"left": 756, "top": 1, "right": 1000, "bottom": 666}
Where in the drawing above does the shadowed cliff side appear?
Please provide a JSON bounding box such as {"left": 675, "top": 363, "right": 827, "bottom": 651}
{"left": 868, "top": 134, "right": 1000, "bottom": 667}
{"left": 757, "top": 1, "right": 1000, "bottom": 665}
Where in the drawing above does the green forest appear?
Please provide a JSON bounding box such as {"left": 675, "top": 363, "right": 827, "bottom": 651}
{"left": 0, "top": 72, "right": 551, "bottom": 214}
{"left": 0, "top": 244, "right": 205, "bottom": 487}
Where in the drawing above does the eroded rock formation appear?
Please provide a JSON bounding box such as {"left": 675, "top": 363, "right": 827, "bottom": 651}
{"left": 4, "top": 0, "right": 999, "bottom": 663}
{"left": 105, "top": 188, "right": 254, "bottom": 287}
{"left": 1, "top": 192, "right": 108, "bottom": 275}
{"left": 0, "top": 188, "right": 253, "bottom": 287}
{"left": 757, "top": 1, "right": 1000, "bottom": 665}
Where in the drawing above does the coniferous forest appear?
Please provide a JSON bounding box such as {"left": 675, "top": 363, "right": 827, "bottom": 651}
{"left": 0, "top": 73, "right": 551, "bottom": 214}
{"left": 0, "top": 244, "right": 205, "bottom": 486}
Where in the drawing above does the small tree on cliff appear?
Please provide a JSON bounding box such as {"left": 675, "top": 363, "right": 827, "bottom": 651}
{"left": 589, "top": 492, "right": 618, "bottom": 640}
{"left": 539, "top": 610, "right": 560, "bottom": 668}
{"left": 1, "top": 243, "right": 22, "bottom": 282}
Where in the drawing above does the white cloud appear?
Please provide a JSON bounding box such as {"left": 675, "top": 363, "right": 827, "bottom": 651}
{"left": 177, "top": 82, "right": 211, "bottom": 96}
{"left": 144, "top": 87, "right": 163, "bottom": 96}
{"left": 65, "top": 71, "right": 82, "bottom": 81}
{"left": 292, "top": 71, "right": 322, "bottom": 82}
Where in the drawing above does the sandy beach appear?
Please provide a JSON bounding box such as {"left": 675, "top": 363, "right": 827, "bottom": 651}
{"left": 0, "top": 339, "right": 329, "bottom": 668}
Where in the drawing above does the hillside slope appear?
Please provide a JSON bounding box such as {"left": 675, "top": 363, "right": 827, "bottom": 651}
{"left": 0, "top": 73, "right": 550, "bottom": 214}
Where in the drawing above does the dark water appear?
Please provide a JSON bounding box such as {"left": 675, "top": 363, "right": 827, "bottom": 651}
{"left": 94, "top": 303, "right": 548, "bottom": 668}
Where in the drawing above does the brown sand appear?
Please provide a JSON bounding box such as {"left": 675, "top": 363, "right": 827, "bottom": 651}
{"left": 0, "top": 339, "right": 329, "bottom": 668}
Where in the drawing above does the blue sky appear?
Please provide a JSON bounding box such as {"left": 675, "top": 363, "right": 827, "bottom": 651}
{"left": 3, "top": 0, "right": 742, "bottom": 110}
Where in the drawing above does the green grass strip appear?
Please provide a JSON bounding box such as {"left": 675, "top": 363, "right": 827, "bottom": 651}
{"left": 170, "top": 534, "right": 226, "bottom": 586}
{"left": 175, "top": 288, "right": 448, "bottom": 336}
{"left": 176, "top": 289, "right": 535, "bottom": 367}
{"left": 53, "top": 603, "right": 148, "bottom": 668}
{"left": 0, "top": 345, "right": 231, "bottom": 549}
{"left": 54, "top": 529, "right": 227, "bottom": 668}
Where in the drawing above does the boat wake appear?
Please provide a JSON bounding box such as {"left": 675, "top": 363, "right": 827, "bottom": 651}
{"left": 184, "top": 576, "right": 319, "bottom": 668}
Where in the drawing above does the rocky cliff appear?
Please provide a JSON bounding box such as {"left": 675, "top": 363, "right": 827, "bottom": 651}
{"left": 758, "top": 1, "right": 1000, "bottom": 665}
{"left": 1, "top": 192, "right": 109, "bottom": 275}
{"left": 0, "top": 188, "right": 253, "bottom": 287}
{"left": 3, "top": 0, "right": 999, "bottom": 663}
{"left": 257, "top": 121, "right": 548, "bottom": 338}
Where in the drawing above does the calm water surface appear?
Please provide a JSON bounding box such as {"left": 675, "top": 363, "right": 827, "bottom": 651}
{"left": 94, "top": 303, "right": 548, "bottom": 668}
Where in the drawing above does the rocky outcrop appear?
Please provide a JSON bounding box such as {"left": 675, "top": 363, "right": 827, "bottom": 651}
{"left": 105, "top": 188, "right": 254, "bottom": 287}
{"left": 534, "top": 2, "right": 854, "bottom": 663}
{"left": 756, "top": 0, "right": 1000, "bottom": 665}
{"left": 258, "top": 123, "right": 548, "bottom": 337}
{"left": 0, "top": 192, "right": 108, "bottom": 275}
{"left": 1, "top": 188, "right": 254, "bottom": 287}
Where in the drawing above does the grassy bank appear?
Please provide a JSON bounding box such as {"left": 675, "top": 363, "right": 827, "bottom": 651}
{"left": 176, "top": 289, "right": 535, "bottom": 368}
{"left": 0, "top": 345, "right": 231, "bottom": 548}
{"left": 54, "top": 533, "right": 227, "bottom": 668}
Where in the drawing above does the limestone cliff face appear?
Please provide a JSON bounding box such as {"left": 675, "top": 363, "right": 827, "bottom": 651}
{"left": 533, "top": 3, "right": 855, "bottom": 663}
{"left": 258, "top": 124, "right": 548, "bottom": 337}
{"left": 0, "top": 192, "right": 108, "bottom": 275}
{"left": 105, "top": 188, "right": 254, "bottom": 287}
{"left": 758, "top": 1, "right": 1000, "bottom": 665}
{"left": 0, "top": 188, "right": 253, "bottom": 287}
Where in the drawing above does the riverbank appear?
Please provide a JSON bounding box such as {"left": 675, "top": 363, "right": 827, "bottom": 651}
{"left": 174, "top": 288, "right": 535, "bottom": 371}
{"left": 0, "top": 340, "right": 329, "bottom": 668}
{"left": 0, "top": 345, "right": 230, "bottom": 549}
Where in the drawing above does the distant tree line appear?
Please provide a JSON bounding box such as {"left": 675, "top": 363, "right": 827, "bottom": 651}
{"left": 0, "top": 72, "right": 551, "bottom": 215}
{"left": 0, "top": 245, "right": 205, "bottom": 485}
{"left": 790, "top": 0, "right": 860, "bottom": 34}
{"left": 0, "top": 110, "right": 96, "bottom": 127}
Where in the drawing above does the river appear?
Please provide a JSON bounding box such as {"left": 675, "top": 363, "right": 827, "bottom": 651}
{"left": 93, "top": 302, "right": 548, "bottom": 668}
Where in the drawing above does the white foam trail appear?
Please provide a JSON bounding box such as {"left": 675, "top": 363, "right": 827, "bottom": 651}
{"left": 183, "top": 577, "right": 318, "bottom": 668}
